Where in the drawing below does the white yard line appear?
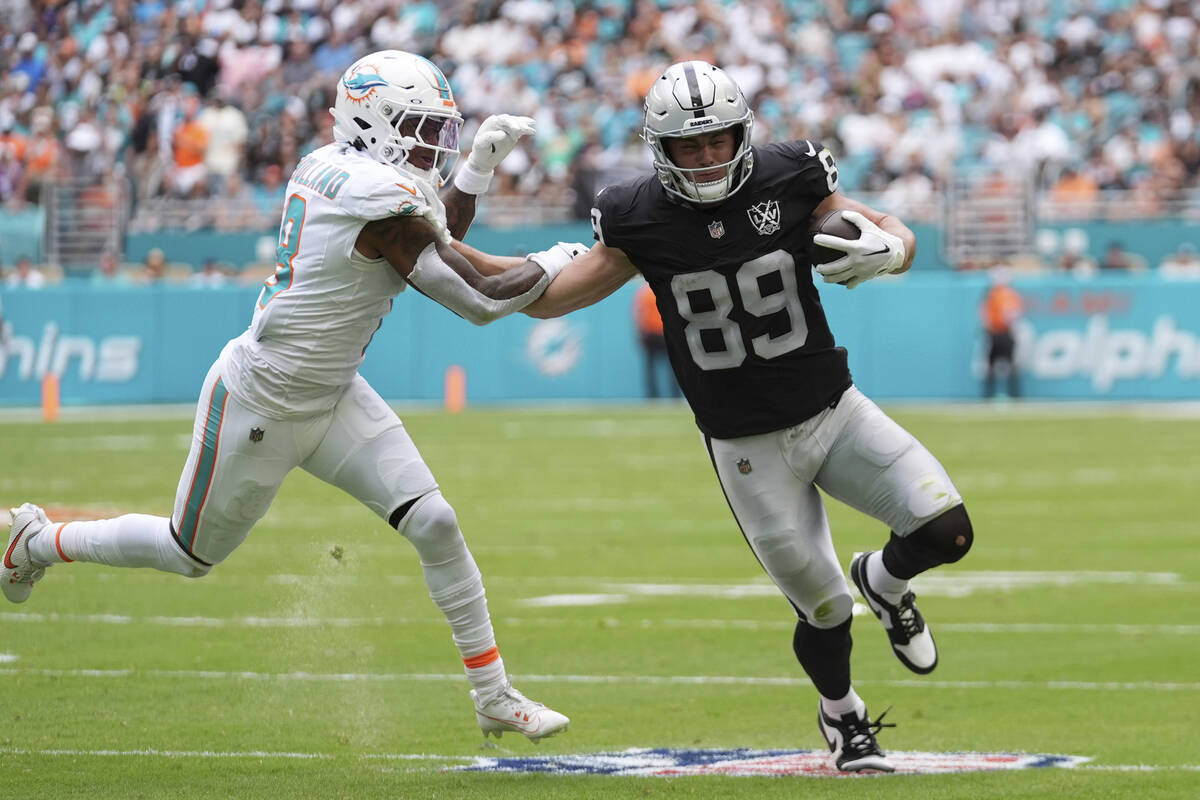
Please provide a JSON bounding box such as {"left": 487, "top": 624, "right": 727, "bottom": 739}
{"left": 1080, "top": 764, "right": 1200, "bottom": 772}
{"left": 0, "top": 747, "right": 471, "bottom": 762}
{"left": 0, "top": 667, "right": 1195, "bottom": 692}
{"left": 5, "top": 610, "right": 1196, "bottom": 636}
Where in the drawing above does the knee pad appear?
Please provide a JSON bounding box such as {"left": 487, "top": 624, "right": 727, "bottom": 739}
{"left": 804, "top": 589, "right": 855, "bottom": 629}
{"left": 395, "top": 491, "right": 464, "bottom": 563}
{"left": 883, "top": 503, "right": 973, "bottom": 579}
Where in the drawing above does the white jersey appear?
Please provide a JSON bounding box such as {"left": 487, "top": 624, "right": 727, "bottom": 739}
{"left": 221, "top": 142, "right": 444, "bottom": 418}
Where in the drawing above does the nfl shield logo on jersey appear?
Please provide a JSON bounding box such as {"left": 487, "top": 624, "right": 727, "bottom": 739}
{"left": 737, "top": 458, "right": 752, "bottom": 474}
{"left": 708, "top": 219, "right": 725, "bottom": 239}
{"left": 747, "top": 200, "right": 780, "bottom": 235}
{"left": 249, "top": 427, "right": 265, "bottom": 442}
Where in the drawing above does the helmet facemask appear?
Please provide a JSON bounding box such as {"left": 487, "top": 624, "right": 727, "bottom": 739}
{"left": 646, "top": 121, "right": 754, "bottom": 204}
{"left": 382, "top": 106, "right": 462, "bottom": 180}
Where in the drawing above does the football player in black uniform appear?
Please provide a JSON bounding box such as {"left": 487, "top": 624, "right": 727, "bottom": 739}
{"left": 457, "top": 60, "right": 974, "bottom": 773}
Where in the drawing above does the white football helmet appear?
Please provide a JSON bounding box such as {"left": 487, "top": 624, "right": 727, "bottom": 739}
{"left": 330, "top": 50, "right": 463, "bottom": 181}
{"left": 642, "top": 61, "right": 755, "bottom": 204}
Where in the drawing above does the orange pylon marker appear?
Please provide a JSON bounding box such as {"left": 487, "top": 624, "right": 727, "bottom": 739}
{"left": 41, "top": 372, "right": 60, "bottom": 423}
{"left": 445, "top": 365, "right": 466, "bottom": 413}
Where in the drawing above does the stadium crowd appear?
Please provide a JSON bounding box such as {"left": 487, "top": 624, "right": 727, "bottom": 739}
{"left": 0, "top": 0, "right": 1198, "bottom": 257}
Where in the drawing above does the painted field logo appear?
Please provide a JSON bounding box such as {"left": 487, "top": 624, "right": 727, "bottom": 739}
{"left": 460, "top": 748, "right": 1090, "bottom": 777}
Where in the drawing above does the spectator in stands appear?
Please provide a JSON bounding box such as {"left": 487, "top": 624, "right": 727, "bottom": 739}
{"left": 197, "top": 91, "right": 248, "bottom": 194}
{"left": 4, "top": 256, "right": 48, "bottom": 289}
{"left": 189, "top": 258, "right": 229, "bottom": 289}
{"left": 89, "top": 252, "right": 132, "bottom": 287}
{"left": 1056, "top": 229, "right": 1098, "bottom": 277}
{"left": 0, "top": 139, "right": 21, "bottom": 203}
{"left": 1098, "top": 241, "right": 1145, "bottom": 272}
{"left": 64, "top": 107, "right": 106, "bottom": 180}
{"left": 980, "top": 268, "right": 1022, "bottom": 400}
{"left": 1048, "top": 167, "right": 1100, "bottom": 216}
{"left": 140, "top": 248, "right": 167, "bottom": 283}
{"left": 19, "top": 107, "right": 59, "bottom": 206}
{"left": 1158, "top": 243, "right": 1200, "bottom": 280}
{"left": 168, "top": 96, "right": 210, "bottom": 198}
{"left": 212, "top": 172, "right": 264, "bottom": 231}
{"left": 0, "top": 116, "right": 25, "bottom": 205}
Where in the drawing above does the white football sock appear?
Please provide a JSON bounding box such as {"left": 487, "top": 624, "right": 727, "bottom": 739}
{"left": 867, "top": 551, "right": 909, "bottom": 604}
{"left": 27, "top": 515, "right": 207, "bottom": 577}
{"left": 399, "top": 493, "right": 508, "bottom": 700}
{"left": 821, "top": 688, "right": 864, "bottom": 717}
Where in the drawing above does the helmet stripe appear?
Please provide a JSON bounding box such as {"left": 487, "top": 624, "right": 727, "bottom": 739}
{"left": 681, "top": 61, "right": 708, "bottom": 118}
{"left": 416, "top": 55, "right": 452, "bottom": 102}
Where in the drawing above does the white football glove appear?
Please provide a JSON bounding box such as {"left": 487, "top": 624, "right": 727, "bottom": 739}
{"left": 452, "top": 114, "right": 537, "bottom": 195}
{"left": 527, "top": 241, "right": 589, "bottom": 282}
{"left": 813, "top": 210, "right": 906, "bottom": 289}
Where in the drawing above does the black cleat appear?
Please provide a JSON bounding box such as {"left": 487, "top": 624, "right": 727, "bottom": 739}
{"left": 818, "top": 703, "right": 896, "bottom": 773}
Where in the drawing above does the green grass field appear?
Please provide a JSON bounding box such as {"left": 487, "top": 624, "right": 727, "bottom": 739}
{"left": 1, "top": 403, "right": 1197, "bottom": 799}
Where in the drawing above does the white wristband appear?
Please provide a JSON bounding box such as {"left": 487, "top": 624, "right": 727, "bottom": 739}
{"left": 527, "top": 242, "right": 588, "bottom": 282}
{"left": 452, "top": 161, "right": 493, "bottom": 195}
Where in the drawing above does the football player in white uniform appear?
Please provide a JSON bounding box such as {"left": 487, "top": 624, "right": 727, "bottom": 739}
{"left": 3, "top": 51, "right": 575, "bottom": 743}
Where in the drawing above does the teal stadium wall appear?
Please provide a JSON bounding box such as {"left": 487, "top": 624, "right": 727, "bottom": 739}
{"left": 2, "top": 269, "right": 1198, "bottom": 407}
{"left": 3, "top": 210, "right": 1197, "bottom": 275}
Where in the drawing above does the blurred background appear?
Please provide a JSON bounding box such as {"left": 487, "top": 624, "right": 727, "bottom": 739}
{"left": 1, "top": 0, "right": 1199, "bottom": 408}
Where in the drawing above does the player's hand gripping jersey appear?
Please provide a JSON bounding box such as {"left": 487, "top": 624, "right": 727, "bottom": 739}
{"left": 592, "top": 140, "right": 852, "bottom": 438}
{"left": 221, "top": 142, "right": 441, "bottom": 418}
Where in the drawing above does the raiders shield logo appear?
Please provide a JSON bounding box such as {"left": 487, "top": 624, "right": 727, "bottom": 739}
{"left": 708, "top": 219, "right": 725, "bottom": 239}
{"left": 737, "top": 458, "right": 752, "bottom": 474}
{"left": 747, "top": 200, "right": 780, "bottom": 235}
{"left": 249, "top": 427, "right": 265, "bottom": 442}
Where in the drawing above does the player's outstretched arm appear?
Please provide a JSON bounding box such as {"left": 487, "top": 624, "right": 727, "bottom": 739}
{"left": 358, "top": 214, "right": 577, "bottom": 325}
{"left": 524, "top": 243, "right": 639, "bottom": 318}
{"left": 450, "top": 239, "right": 528, "bottom": 277}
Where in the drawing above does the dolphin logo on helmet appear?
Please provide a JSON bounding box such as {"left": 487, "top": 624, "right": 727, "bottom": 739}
{"left": 342, "top": 69, "right": 389, "bottom": 104}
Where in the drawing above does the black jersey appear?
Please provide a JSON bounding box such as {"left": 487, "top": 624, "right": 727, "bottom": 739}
{"left": 593, "top": 140, "right": 852, "bottom": 439}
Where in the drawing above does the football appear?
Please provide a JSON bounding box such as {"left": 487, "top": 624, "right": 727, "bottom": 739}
{"left": 808, "top": 210, "right": 861, "bottom": 265}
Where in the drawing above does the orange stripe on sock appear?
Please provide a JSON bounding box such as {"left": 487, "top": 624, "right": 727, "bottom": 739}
{"left": 54, "top": 524, "right": 73, "bottom": 562}
{"left": 463, "top": 646, "right": 500, "bottom": 669}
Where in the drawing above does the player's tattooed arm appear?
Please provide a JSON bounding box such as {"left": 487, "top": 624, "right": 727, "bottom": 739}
{"left": 358, "top": 214, "right": 553, "bottom": 324}
{"left": 361, "top": 214, "right": 544, "bottom": 294}
{"left": 440, "top": 184, "right": 477, "bottom": 241}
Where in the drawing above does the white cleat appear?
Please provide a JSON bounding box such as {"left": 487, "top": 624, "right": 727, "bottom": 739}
{"left": 850, "top": 551, "right": 938, "bottom": 674}
{"left": 3, "top": 503, "right": 53, "bottom": 604}
{"left": 471, "top": 683, "right": 569, "bottom": 744}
